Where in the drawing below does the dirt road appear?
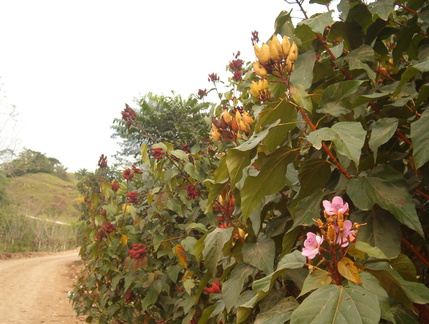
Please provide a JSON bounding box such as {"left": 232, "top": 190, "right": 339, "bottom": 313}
{"left": 0, "top": 250, "right": 86, "bottom": 323}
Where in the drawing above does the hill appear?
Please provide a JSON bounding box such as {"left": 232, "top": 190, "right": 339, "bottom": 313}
{"left": 6, "top": 173, "right": 81, "bottom": 221}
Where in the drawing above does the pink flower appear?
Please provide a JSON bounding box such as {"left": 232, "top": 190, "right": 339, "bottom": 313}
{"left": 323, "top": 196, "right": 349, "bottom": 216}
{"left": 335, "top": 220, "right": 356, "bottom": 247}
{"left": 302, "top": 232, "right": 324, "bottom": 260}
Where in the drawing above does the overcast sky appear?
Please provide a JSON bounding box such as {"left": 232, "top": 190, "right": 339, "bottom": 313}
{"left": 0, "top": 0, "right": 325, "bottom": 172}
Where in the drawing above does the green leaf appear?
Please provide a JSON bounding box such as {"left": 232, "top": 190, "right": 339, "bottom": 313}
{"left": 242, "top": 233, "right": 276, "bottom": 274}
{"left": 368, "top": 118, "right": 398, "bottom": 162}
{"left": 357, "top": 272, "right": 396, "bottom": 323}
{"left": 366, "top": 261, "right": 429, "bottom": 306}
{"left": 222, "top": 263, "right": 257, "bottom": 312}
{"left": 347, "top": 165, "right": 424, "bottom": 236}
{"left": 367, "top": 0, "right": 395, "bottom": 20}
{"left": 319, "top": 80, "right": 364, "bottom": 116}
{"left": 411, "top": 109, "right": 429, "bottom": 169}
{"left": 290, "top": 50, "right": 316, "bottom": 90}
{"left": 254, "top": 297, "right": 299, "bottom": 324}
{"left": 241, "top": 147, "right": 298, "bottom": 220}
{"left": 298, "top": 159, "right": 331, "bottom": 199}
{"left": 289, "top": 189, "right": 326, "bottom": 231}
{"left": 348, "top": 241, "right": 389, "bottom": 260}
{"left": 390, "top": 254, "right": 417, "bottom": 282}
{"left": 202, "top": 227, "right": 234, "bottom": 276}
{"left": 234, "top": 120, "right": 280, "bottom": 152}
{"left": 298, "top": 11, "right": 334, "bottom": 34}
{"left": 299, "top": 269, "right": 331, "bottom": 297}
{"left": 394, "top": 60, "right": 429, "bottom": 96}
{"left": 350, "top": 208, "right": 402, "bottom": 258}
{"left": 213, "top": 155, "right": 229, "bottom": 184}
{"left": 290, "top": 285, "right": 381, "bottom": 324}
{"left": 256, "top": 100, "right": 297, "bottom": 153}
{"left": 226, "top": 149, "right": 251, "bottom": 188}
{"left": 307, "top": 121, "right": 366, "bottom": 168}
{"left": 391, "top": 304, "right": 419, "bottom": 324}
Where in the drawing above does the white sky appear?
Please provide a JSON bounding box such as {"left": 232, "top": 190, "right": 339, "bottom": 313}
{"left": 0, "top": 0, "right": 324, "bottom": 172}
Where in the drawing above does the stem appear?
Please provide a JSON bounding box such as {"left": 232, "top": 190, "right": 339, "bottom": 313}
{"left": 293, "top": 102, "right": 352, "bottom": 180}
{"left": 402, "top": 237, "right": 429, "bottom": 268}
{"left": 416, "top": 189, "right": 429, "bottom": 200}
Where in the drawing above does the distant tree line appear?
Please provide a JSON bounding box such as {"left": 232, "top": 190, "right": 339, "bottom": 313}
{"left": 0, "top": 148, "right": 69, "bottom": 180}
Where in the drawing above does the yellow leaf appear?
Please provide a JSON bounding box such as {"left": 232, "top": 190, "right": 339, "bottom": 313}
{"left": 120, "top": 235, "right": 128, "bottom": 249}
{"left": 173, "top": 244, "right": 188, "bottom": 268}
{"left": 338, "top": 257, "right": 362, "bottom": 284}
{"left": 141, "top": 143, "right": 151, "bottom": 167}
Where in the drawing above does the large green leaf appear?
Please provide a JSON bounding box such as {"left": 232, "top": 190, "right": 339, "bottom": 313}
{"left": 254, "top": 297, "right": 299, "bottom": 324}
{"left": 307, "top": 121, "right": 366, "bottom": 168}
{"left": 319, "top": 80, "right": 364, "bottom": 117}
{"left": 289, "top": 189, "right": 326, "bottom": 231}
{"left": 290, "top": 284, "right": 381, "bottom": 324}
{"left": 225, "top": 149, "right": 252, "bottom": 188}
{"left": 394, "top": 60, "right": 429, "bottom": 96}
{"left": 255, "top": 100, "right": 297, "bottom": 153}
{"left": 202, "top": 227, "right": 234, "bottom": 276}
{"left": 410, "top": 109, "right": 429, "bottom": 169}
{"left": 242, "top": 233, "right": 276, "bottom": 274}
{"left": 350, "top": 208, "right": 402, "bottom": 258}
{"left": 298, "top": 159, "right": 331, "bottom": 198}
{"left": 347, "top": 165, "right": 424, "bottom": 236}
{"left": 241, "top": 147, "right": 298, "bottom": 219}
{"left": 222, "top": 263, "right": 257, "bottom": 312}
{"left": 290, "top": 50, "right": 316, "bottom": 90}
{"left": 237, "top": 251, "right": 306, "bottom": 323}
{"left": 366, "top": 261, "right": 429, "bottom": 306}
{"left": 299, "top": 269, "right": 331, "bottom": 297}
{"left": 298, "top": 11, "right": 334, "bottom": 34}
{"left": 368, "top": 118, "right": 398, "bottom": 162}
{"left": 367, "top": 0, "right": 395, "bottom": 20}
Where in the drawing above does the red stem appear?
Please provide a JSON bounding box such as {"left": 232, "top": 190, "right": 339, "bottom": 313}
{"left": 401, "top": 237, "right": 429, "bottom": 268}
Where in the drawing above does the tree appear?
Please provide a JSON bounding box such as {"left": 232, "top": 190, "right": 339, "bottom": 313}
{"left": 111, "top": 92, "right": 213, "bottom": 160}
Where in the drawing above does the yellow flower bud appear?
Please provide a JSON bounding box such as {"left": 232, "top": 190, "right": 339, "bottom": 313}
{"left": 235, "top": 110, "right": 242, "bottom": 123}
{"left": 230, "top": 118, "right": 239, "bottom": 132}
{"left": 255, "top": 43, "right": 270, "bottom": 65}
{"left": 211, "top": 123, "right": 219, "bottom": 132}
{"left": 239, "top": 120, "right": 250, "bottom": 133}
{"left": 251, "top": 81, "right": 260, "bottom": 98}
{"left": 288, "top": 42, "right": 298, "bottom": 62}
{"left": 269, "top": 38, "right": 282, "bottom": 63}
{"left": 210, "top": 130, "right": 221, "bottom": 141}
{"left": 284, "top": 58, "right": 294, "bottom": 73}
{"left": 281, "top": 35, "right": 291, "bottom": 58}
{"left": 242, "top": 111, "right": 254, "bottom": 126}
{"left": 252, "top": 61, "right": 268, "bottom": 78}
{"left": 222, "top": 109, "right": 232, "bottom": 126}
{"left": 327, "top": 224, "right": 336, "bottom": 244}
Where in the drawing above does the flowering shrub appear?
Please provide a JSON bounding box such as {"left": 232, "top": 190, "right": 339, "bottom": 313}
{"left": 71, "top": 1, "right": 429, "bottom": 323}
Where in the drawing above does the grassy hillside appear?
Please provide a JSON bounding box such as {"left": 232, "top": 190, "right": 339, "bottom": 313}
{"left": 6, "top": 173, "right": 81, "bottom": 221}
{"left": 1, "top": 173, "right": 83, "bottom": 253}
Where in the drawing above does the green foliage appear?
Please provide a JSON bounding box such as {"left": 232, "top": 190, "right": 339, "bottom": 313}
{"left": 111, "top": 92, "right": 213, "bottom": 160}
{"left": 1, "top": 148, "right": 69, "bottom": 180}
{"left": 72, "top": 1, "right": 429, "bottom": 323}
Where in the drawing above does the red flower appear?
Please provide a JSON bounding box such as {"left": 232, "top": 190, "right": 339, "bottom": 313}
{"left": 95, "top": 222, "right": 116, "bottom": 241}
{"left": 111, "top": 181, "right": 119, "bottom": 191}
{"left": 121, "top": 104, "right": 137, "bottom": 129}
{"left": 151, "top": 147, "right": 165, "bottom": 160}
{"left": 187, "top": 185, "right": 199, "bottom": 199}
{"left": 208, "top": 73, "right": 220, "bottom": 82}
{"left": 124, "top": 290, "right": 135, "bottom": 303}
{"left": 98, "top": 154, "right": 108, "bottom": 169}
{"left": 232, "top": 70, "right": 243, "bottom": 82}
{"left": 128, "top": 243, "right": 147, "bottom": 260}
{"left": 123, "top": 168, "right": 134, "bottom": 181}
{"left": 205, "top": 280, "right": 221, "bottom": 294}
{"left": 132, "top": 165, "right": 143, "bottom": 174}
{"left": 198, "top": 89, "right": 207, "bottom": 99}
{"left": 126, "top": 191, "right": 139, "bottom": 204}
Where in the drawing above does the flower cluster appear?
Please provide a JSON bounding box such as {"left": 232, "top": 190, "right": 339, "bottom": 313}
{"left": 111, "top": 181, "right": 119, "bottom": 192}
{"left": 229, "top": 52, "right": 244, "bottom": 82}
{"left": 205, "top": 280, "right": 221, "bottom": 294}
{"left": 122, "top": 165, "right": 143, "bottom": 181}
{"left": 121, "top": 103, "right": 137, "bottom": 129}
{"left": 124, "top": 290, "right": 135, "bottom": 304}
{"left": 210, "top": 108, "right": 254, "bottom": 142}
{"left": 151, "top": 147, "right": 165, "bottom": 160}
{"left": 208, "top": 73, "right": 220, "bottom": 83}
{"left": 301, "top": 196, "right": 360, "bottom": 260}
{"left": 187, "top": 185, "right": 199, "bottom": 200}
{"left": 126, "top": 191, "right": 139, "bottom": 204}
{"left": 95, "top": 222, "right": 116, "bottom": 241}
{"left": 252, "top": 34, "right": 298, "bottom": 79}
{"left": 198, "top": 88, "right": 207, "bottom": 99}
{"left": 128, "top": 243, "right": 147, "bottom": 260}
{"left": 98, "top": 154, "right": 108, "bottom": 169}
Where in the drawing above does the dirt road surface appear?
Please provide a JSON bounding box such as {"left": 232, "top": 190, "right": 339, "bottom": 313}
{"left": 0, "top": 250, "right": 86, "bottom": 323}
